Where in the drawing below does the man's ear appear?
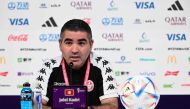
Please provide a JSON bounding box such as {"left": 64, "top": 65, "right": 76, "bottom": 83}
{"left": 90, "top": 39, "right": 94, "bottom": 50}
{"left": 59, "top": 39, "right": 62, "bottom": 51}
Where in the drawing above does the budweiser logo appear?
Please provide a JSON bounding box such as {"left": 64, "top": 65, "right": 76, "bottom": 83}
{"left": 164, "top": 71, "right": 179, "bottom": 76}
{"left": 0, "top": 72, "right": 8, "bottom": 76}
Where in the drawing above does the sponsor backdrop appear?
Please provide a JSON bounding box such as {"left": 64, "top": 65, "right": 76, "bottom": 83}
{"left": 0, "top": 0, "right": 190, "bottom": 98}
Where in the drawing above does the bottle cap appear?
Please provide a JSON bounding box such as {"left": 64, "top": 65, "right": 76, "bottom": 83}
{"left": 23, "top": 82, "right": 30, "bottom": 87}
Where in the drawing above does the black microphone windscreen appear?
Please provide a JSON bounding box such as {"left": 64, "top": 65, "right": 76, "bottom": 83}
{"left": 69, "top": 62, "right": 73, "bottom": 68}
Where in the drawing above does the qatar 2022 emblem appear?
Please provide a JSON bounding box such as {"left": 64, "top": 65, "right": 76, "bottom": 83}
{"left": 119, "top": 76, "right": 160, "bottom": 109}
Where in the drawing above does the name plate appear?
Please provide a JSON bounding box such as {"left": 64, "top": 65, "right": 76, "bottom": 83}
{"left": 52, "top": 86, "right": 87, "bottom": 109}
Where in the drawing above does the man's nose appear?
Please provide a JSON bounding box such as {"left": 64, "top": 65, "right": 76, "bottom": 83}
{"left": 71, "top": 44, "right": 79, "bottom": 53}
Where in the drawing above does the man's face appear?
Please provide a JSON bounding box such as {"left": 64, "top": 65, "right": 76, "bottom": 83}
{"left": 59, "top": 30, "right": 93, "bottom": 70}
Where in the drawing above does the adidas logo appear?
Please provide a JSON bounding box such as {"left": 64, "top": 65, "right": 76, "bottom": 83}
{"left": 168, "top": 0, "right": 183, "bottom": 11}
{"left": 42, "top": 17, "right": 58, "bottom": 27}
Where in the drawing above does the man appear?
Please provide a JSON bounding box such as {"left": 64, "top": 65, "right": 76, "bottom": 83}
{"left": 33, "top": 19, "right": 118, "bottom": 109}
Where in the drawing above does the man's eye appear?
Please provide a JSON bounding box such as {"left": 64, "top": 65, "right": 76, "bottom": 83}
{"left": 65, "top": 41, "right": 72, "bottom": 45}
{"left": 79, "top": 42, "right": 86, "bottom": 46}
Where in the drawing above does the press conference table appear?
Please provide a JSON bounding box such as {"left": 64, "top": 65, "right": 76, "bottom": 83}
{"left": 0, "top": 95, "right": 190, "bottom": 109}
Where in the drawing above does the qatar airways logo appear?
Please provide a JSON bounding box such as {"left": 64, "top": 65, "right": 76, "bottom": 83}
{"left": 164, "top": 71, "right": 179, "bottom": 76}
{"left": 165, "top": 17, "right": 186, "bottom": 25}
{"left": 102, "top": 33, "right": 123, "bottom": 41}
{"left": 8, "top": 34, "right": 28, "bottom": 41}
{"left": 70, "top": 1, "right": 92, "bottom": 10}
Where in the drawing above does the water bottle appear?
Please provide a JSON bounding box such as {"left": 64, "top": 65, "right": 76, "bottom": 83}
{"left": 35, "top": 91, "right": 42, "bottom": 109}
{"left": 20, "top": 82, "right": 33, "bottom": 109}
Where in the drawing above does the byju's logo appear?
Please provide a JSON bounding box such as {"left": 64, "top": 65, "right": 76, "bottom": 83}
{"left": 102, "top": 17, "right": 123, "bottom": 26}
{"left": 39, "top": 33, "right": 60, "bottom": 42}
{"left": 8, "top": 2, "right": 29, "bottom": 10}
{"left": 9, "top": 18, "right": 29, "bottom": 26}
{"left": 42, "top": 17, "right": 58, "bottom": 27}
{"left": 167, "top": 33, "right": 186, "bottom": 41}
{"left": 168, "top": 0, "right": 183, "bottom": 11}
{"left": 135, "top": 1, "right": 155, "bottom": 9}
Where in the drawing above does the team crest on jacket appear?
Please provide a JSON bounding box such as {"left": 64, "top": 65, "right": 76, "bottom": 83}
{"left": 87, "top": 80, "right": 94, "bottom": 92}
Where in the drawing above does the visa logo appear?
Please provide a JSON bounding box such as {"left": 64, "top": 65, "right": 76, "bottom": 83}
{"left": 167, "top": 34, "right": 186, "bottom": 41}
{"left": 9, "top": 18, "right": 29, "bottom": 25}
{"left": 135, "top": 2, "right": 155, "bottom": 9}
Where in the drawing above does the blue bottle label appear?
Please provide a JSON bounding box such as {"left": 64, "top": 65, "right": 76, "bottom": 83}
{"left": 21, "top": 101, "right": 32, "bottom": 109}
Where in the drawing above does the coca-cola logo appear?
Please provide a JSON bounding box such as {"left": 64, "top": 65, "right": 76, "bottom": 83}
{"left": 8, "top": 34, "right": 28, "bottom": 41}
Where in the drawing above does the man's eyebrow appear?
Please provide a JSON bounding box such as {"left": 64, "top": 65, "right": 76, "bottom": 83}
{"left": 78, "top": 38, "right": 87, "bottom": 42}
{"left": 64, "top": 38, "right": 72, "bottom": 42}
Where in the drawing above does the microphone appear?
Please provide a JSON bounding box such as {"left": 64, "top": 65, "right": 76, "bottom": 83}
{"left": 69, "top": 62, "right": 73, "bottom": 85}
{"left": 69, "top": 62, "right": 73, "bottom": 68}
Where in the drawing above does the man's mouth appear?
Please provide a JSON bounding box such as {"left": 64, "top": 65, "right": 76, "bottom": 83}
{"left": 70, "top": 56, "right": 80, "bottom": 61}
